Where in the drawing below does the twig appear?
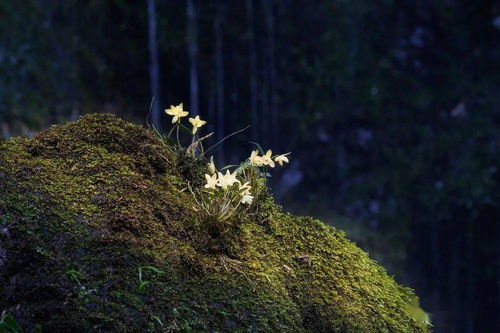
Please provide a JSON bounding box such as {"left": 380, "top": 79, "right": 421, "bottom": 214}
{"left": 187, "top": 132, "right": 214, "bottom": 157}
{"left": 203, "top": 125, "right": 250, "bottom": 156}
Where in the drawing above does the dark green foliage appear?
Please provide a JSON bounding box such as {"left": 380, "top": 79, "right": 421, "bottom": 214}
{"left": 0, "top": 115, "right": 428, "bottom": 332}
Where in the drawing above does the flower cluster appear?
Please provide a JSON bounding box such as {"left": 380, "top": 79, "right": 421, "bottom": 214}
{"left": 191, "top": 165, "right": 254, "bottom": 222}
{"left": 164, "top": 103, "right": 207, "bottom": 137}
{"left": 249, "top": 150, "right": 290, "bottom": 168}
{"left": 163, "top": 102, "right": 290, "bottom": 223}
{"left": 197, "top": 148, "right": 291, "bottom": 221}
{"left": 204, "top": 169, "right": 253, "bottom": 205}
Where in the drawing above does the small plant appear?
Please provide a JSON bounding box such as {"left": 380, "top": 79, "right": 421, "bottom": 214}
{"left": 65, "top": 268, "right": 85, "bottom": 286}
{"left": 162, "top": 103, "right": 211, "bottom": 156}
{"left": 162, "top": 103, "right": 290, "bottom": 224}
{"left": 190, "top": 148, "right": 289, "bottom": 223}
{"left": 151, "top": 315, "right": 164, "bottom": 327}
{"left": 65, "top": 269, "right": 97, "bottom": 299}
{"left": 137, "top": 266, "right": 165, "bottom": 292}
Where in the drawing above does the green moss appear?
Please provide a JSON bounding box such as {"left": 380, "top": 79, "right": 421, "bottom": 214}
{"left": 0, "top": 114, "right": 429, "bottom": 332}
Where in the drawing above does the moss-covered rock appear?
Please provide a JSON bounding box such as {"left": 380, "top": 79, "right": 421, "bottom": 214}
{"left": 0, "top": 114, "right": 429, "bottom": 332}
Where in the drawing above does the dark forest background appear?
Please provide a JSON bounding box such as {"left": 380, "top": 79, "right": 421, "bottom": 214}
{"left": 1, "top": 1, "right": 499, "bottom": 331}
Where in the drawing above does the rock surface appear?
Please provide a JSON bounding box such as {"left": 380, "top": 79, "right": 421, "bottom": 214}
{"left": 0, "top": 114, "right": 429, "bottom": 332}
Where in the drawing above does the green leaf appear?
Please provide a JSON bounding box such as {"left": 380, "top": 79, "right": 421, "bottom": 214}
{"left": 140, "top": 266, "right": 165, "bottom": 275}
{"left": 220, "top": 164, "right": 238, "bottom": 170}
{"left": 151, "top": 315, "right": 164, "bottom": 326}
{"left": 138, "top": 280, "right": 151, "bottom": 292}
{"left": 65, "top": 269, "right": 85, "bottom": 283}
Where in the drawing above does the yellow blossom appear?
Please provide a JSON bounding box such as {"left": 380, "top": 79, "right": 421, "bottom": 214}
{"left": 189, "top": 115, "right": 206, "bottom": 134}
{"left": 165, "top": 103, "right": 189, "bottom": 123}
{"left": 217, "top": 170, "right": 238, "bottom": 190}
{"left": 204, "top": 173, "right": 218, "bottom": 189}
{"left": 261, "top": 150, "right": 275, "bottom": 168}
{"left": 241, "top": 193, "right": 254, "bottom": 205}
{"left": 249, "top": 150, "right": 264, "bottom": 166}
{"left": 274, "top": 153, "right": 291, "bottom": 166}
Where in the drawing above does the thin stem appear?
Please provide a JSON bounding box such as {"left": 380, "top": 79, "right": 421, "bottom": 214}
{"left": 203, "top": 125, "right": 250, "bottom": 156}
{"left": 176, "top": 124, "right": 181, "bottom": 148}
{"left": 167, "top": 125, "right": 176, "bottom": 140}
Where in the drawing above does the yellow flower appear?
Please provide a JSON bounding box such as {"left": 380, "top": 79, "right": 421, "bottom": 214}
{"left": 165, "top": 103, "right": 189, "bottom": 123}
{"left": 274, "top": 153, "right": 291, "bottom": 166}
{"left": 204, "top": 173, "right": 218, "bottom": 189}
{"left": 261, "top": 150, "right": 275, "bottom": 168}
{"left": 249, "top": 150, "right": 264, "bottom": 167}
{"left": 217, "top": 170, "right": 238, "bottom": 190}
{"left": 241, "top": 193, "right": 254, "bottom": 205}
{"left": 189, "top": 115, "right": 206, "bottom": 134}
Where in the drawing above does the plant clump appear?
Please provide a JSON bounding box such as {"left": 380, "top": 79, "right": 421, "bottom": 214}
{"left": 0, "top": 113, "right": 430, "bottom": 332}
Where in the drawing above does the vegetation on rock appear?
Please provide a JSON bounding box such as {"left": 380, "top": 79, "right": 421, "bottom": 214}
{"left": 0, "top": 114, "right": 429, "bottom": 332}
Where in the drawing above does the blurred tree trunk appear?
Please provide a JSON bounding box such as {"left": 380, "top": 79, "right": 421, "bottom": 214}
{"left": 246, "top": 0, "right": 258, "bottom": 142}
{"left": 208, "top": 83, "right": 216, "bottom": 142}
{"left": 214, "top": 4, "right": 225, "bottom": 165}
{"left": 44, "top": 0, "right": 62, "bottom": 124}
{"left": 187, "top": 0, "right": 199, "bottom": 115}
{"left": 263, "top": 0, "right": 278, "bottom": 148}
{"left": 147, "top": 0, "right": 161, "bottom": 129}
{"left": 230, "top": 46, "right": 240, "bottom": 162}
{"left": 261, "top": 56, "right": 269, "bottom": 147}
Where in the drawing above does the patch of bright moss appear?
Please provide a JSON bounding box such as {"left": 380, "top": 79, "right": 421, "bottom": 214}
{"left": 0, "top": 114, "right": 429, "bottom": 332}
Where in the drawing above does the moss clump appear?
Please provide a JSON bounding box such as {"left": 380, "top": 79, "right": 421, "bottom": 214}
{"left": 0, "top": 114, "right": 429, "bottom": 332}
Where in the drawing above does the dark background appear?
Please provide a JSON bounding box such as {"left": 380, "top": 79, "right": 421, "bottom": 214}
{"left": 1, "top": 1, "right": 499, "bottom": 331}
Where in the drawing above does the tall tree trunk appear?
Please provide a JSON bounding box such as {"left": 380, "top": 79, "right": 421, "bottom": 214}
{"left": 46, "top": 1, "right": 62, "bottom": 124}
{"left": 263, "top": 0, "right": 277, "bottom": 147}
{"left": 186, "top": 0, "right": 199, "bottom": 115}
{"left": 214, "top": 4, "right": 225, "bottom": 165}
{"left": 147, "top": 0, "right": 161, "bottom": 129}
{"left": 230, "top": 46, "right": 240, "bottom": 162}
{"left": 246, "top": 0, "right": 258, "bottom": 142}
{"left": 207, "top": 83, "right": 216, "bottom": 144}
{"left": 259, "top": 0, "right": 270, "bottom": 147}
{"left": 261, "top": 57, "right": 269, "bottom": 147}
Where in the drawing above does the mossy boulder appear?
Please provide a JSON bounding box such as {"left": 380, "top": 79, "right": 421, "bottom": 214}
{"left": 0, "top": 114, "right": 429, "bottom": 332}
